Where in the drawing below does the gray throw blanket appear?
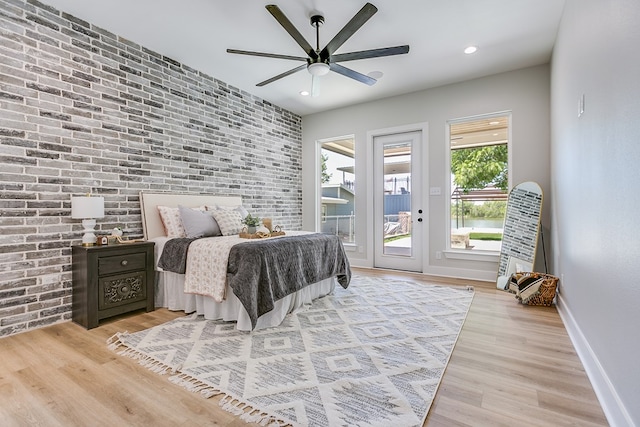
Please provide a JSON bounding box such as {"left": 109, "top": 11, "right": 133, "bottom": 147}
{"left": 157, "top": 237, "right": 197, "bottom": 274}
{"left": 227, "top": 233, "right": 351, "bottom": 329}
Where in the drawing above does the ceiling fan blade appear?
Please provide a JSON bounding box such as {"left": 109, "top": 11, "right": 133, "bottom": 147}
{"left": 227, "top": 49, "right": 307, "bottom": 62}
{"left": 329, "top": 63, "right": 376, "bottom": 86}
{"left": 256, "top": 63, "right": 307, "bottom": 87}
{"left": 265, "top": 5, "right": 318, "bottom": 60}
{"left": 331, "top": 45, "right": 410, "bottom": 62}
{"left": 320, "top": 2, "right": 378, "bottom": 60}
{"left": 311, "top": 75, "right": 320, "bottom": 97}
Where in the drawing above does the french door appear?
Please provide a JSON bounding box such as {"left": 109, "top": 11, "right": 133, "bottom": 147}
{"left": 373, "top": 131, "right": 424, "bottom": 272}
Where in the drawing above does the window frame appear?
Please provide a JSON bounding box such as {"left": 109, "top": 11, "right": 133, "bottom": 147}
{"left": 444, "top": 112, "right": 512, "bottom": 261}
{"left": 316, "top": 135, "right": 356, "bottom": 248}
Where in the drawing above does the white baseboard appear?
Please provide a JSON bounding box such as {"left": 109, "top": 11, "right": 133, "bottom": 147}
{"left": 556, "top": 294, "right": 635, "bottom": 427}
{"left": 348, "top": 261, "right": 496, "bottom": 282}
{"left": 421, "top": 265, "right": 496, "bottom": 282}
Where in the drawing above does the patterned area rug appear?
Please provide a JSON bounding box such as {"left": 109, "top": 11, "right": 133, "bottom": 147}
{"left": 109, "top": 275, "right": 474, "bottom": 426}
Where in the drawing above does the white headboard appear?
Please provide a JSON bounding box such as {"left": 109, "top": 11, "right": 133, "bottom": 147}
{"left": 139, "top": 192, "right": 243, "bottom": 240}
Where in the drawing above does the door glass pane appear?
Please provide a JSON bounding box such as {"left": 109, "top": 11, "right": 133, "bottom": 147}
{"left": 449, "top": 114, "right": 509, "bottom": 251}
{"left": 320, "top": 137, "right": 355, "bottom": 243}
{"left": 382, "top": 141, "right": 412, "bottom": 256}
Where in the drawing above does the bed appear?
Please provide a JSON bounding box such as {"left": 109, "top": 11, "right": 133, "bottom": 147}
{"left": 139, "top": 192, "right": 351, "bottom": 331}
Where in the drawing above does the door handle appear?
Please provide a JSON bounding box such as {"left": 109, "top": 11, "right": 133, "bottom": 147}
{"left": 417, "top": 218, "right": 423, "bottom": 222}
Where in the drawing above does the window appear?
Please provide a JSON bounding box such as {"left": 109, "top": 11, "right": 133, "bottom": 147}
{"left": 318, "top": 136, "right": 355, "bottom": 244}
{"left": 449, "top": 114, "right": 510, "bottom": 252}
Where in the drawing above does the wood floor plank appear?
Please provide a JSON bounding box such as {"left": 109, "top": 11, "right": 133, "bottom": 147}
{"left": 0, "top": 267, "right": 608, "bottom": 426}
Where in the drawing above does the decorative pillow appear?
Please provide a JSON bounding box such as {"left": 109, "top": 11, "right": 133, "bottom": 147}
{"left": 207, "top": 204, "right": 249, "bottom": 220}
{"left": 157, "top": 206, "right": 186, "bottom": 238}
{"left": 210, "top": 209, "right": 243, "bottom": 236}
{"left": 178, "top": 205, "right": 221, "bottom": 238}
{"left": 509, "top": 272, "right": 546, "bottom": 303}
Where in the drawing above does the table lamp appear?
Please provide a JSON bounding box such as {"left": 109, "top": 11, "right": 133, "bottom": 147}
{"left": 71, "top": 195, "right": 105, "bottom": 246}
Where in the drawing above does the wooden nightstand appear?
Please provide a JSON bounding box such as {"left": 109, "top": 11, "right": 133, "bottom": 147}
{"left": 72, "top": 241, "right": 155, "bottom": 329}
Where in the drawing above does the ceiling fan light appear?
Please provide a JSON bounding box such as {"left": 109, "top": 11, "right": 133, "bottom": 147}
{"left": 308, "top": 62, "right": 330, "bottom": 76}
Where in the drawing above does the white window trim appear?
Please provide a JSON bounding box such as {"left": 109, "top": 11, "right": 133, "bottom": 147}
{"left": 443, "top": 249, "right": 500, "bottom": 262}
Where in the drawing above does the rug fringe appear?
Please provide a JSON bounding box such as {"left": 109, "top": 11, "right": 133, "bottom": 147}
{"left": 167, "top": 376, "right": 289, "bottom": 426}
{"left": 107, "top": 332, "right": 177, "bottom": 376}
{"left": 106, "top": 331, "right": 127, "bottom": 351}
{"left": 220, "top": 395, "right": 285, "bottom": 426}
{"left": 110, "top": 331, "right": 294, "bottom": 426}
{"left": 169, "top": 373, "right": 224, "bottom": 398}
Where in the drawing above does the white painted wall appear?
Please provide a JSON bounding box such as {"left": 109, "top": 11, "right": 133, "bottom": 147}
{"left": 302, "top": 65, "right": 551, "bottom": 281}
{"left": 551, "top": 1, "right": 640, "bottom": 425}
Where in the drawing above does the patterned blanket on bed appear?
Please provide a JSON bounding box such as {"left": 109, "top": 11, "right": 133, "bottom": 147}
{"left": 157, "top": 232, "right": 351, "bottom": 329}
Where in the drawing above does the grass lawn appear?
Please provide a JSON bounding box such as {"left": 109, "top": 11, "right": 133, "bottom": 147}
{"left": 384, "top": 232, "right": 503, "bottom": 242}
{"left": 384, "top": 234, "right": 410, "bottom": 243}
{"left": 469, "top": 232, "right": 503, "bottom": 241}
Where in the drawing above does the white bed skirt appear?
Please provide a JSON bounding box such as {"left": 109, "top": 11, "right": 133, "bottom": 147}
{"left": 155, "top": 271, "right": 337, "bottom": 331}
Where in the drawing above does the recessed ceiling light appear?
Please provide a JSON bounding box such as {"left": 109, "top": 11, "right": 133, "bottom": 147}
{"left": 368, "top": 71, "right": 384, "bottom": 79}
{"left": 464, "top": 46, "right": 478, "bottom": 54}
{"left": 300, "top": 90, "right": 310, "bottom": 96}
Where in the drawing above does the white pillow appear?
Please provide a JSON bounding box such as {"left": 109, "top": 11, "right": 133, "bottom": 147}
{"left": 210, "top": 209, "right": 244, "bottom": 236}
{"left": 178, "top": 205, "right": 221, "bottom": 238}
{"left": 157, "top": 206, "right": 186, "bottom": 238}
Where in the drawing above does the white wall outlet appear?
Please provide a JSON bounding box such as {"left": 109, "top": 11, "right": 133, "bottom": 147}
{"left": 429, "top": 187, "right": 441, "bottom": 196}
{"left": 435, "top": 251, "right": 442, "bottom": 259}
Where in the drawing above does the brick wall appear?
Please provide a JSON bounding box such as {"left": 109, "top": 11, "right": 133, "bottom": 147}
{"left": 0, "top": 0, "right": 303, "bottom": 337}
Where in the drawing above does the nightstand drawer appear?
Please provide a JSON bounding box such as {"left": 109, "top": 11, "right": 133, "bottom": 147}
{"left": 98, "top": 271, "right": 147, "bottom": 311}
{"left": 98, "top": 252, "right": 146, "bottom": 275}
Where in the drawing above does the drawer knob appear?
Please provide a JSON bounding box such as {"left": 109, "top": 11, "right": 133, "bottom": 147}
{"left": 121, "top": 260, "right": 128, "bottom": 266}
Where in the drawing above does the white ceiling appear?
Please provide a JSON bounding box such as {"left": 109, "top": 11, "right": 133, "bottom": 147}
{"left": 41, "top": 0, "right": 565, "bottom": 116}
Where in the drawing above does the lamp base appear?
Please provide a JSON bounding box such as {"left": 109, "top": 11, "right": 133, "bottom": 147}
{"left": 81, "top": 219, "right": 98, "bottom": 246}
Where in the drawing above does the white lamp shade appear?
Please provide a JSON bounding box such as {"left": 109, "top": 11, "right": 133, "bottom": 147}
{"left": 71, "top": 196, "right": 105, "bottom": 219}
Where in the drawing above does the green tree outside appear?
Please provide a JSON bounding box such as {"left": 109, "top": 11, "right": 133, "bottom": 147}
{"left": 450, "top": 144, "right": 508, "bottom": 241}
{"left": 321, "top": 153, "right": 332, "bottom": 184}
{"left": 451, "top": 144, "right": 508, "bottom": 192}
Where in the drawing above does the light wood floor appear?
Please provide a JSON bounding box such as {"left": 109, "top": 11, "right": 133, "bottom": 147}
{"left": 0, "top": 268, "right": 609, "bottom": 426}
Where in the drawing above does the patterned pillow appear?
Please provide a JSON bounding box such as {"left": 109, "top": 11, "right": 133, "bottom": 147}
{"left": 157, "top": 206, "right": 186, "bottom": 238}
{"left": 210, "top": 209, "right": 243, "bottom": 236}
{"left": 207, "top": 204, "right": 249, "bottom": 220}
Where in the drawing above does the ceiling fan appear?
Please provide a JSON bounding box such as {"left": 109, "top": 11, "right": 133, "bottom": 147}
{"left": 227, "top": 3, "right": 410, "bottom": 96}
